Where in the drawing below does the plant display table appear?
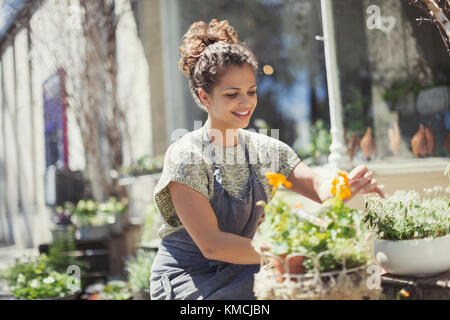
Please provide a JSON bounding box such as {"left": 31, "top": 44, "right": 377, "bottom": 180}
{"left": 381, "top": 270, "right": 450, "bottom": 300}
{"left": 39, "top": 224, "right": 142, "bottom": 284}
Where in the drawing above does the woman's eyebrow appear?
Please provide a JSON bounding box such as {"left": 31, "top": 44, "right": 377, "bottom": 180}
{"left": 221, "top": 84, "right": 257, "bottom": 91}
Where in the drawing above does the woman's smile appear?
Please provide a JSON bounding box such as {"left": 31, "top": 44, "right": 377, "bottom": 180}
{"left": 232, "top": 109, "right": 252, "bottom": 120}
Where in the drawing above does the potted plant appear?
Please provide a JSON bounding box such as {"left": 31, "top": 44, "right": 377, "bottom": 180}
{"left": 253, "top": 171, "right": 372, "bottom": 281}
{"left": 120, "top": 154, "right": 164, "bottom": 177}
{"left": 0, "top": 254, "right": 81, "bottom": 300}
{"left": 71, "top": 199, "right": 109, "bottom": 241}
{"left": 99, "top": 197, "right": 129, "bottom": 236}
{"left": 50, "top": 202, "right": 76, "bottom": 242}
{"left": 125, "top": 249, "right": 155, "bottom": 300}
{"left": 364, "top": 185, "right": 450, "bottom": 277}
{"left": 252, "top": 171, "right": 378, "bottom": 300}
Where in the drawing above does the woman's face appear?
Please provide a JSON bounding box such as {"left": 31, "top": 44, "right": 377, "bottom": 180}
{"left": 199, "top": 63, "right": 257, "bottom": 131}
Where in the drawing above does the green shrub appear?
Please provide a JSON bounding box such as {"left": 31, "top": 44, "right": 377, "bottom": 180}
{"left": 0, "top": 254, "right": 77, "bottom": 300}
{"left": 364, "top": 188, "right": 450, "bottom": 240}
{"left": 126, "top": 249, "right": 155, "bottom": 296}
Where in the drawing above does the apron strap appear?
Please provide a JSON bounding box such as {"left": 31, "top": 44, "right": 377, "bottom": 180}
{"left": 202, "top": 126, "right": 256, "bottom": 182}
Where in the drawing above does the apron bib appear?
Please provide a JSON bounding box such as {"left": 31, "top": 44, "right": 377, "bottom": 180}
{"left": 150, "top": 127, "right": 267, "bottom": 300}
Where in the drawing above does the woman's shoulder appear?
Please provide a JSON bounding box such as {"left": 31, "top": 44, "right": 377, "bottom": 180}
{"left": 165, "top": 128, "right": 205, "bottom": 165}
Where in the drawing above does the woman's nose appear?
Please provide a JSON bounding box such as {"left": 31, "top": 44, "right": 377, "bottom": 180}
{"left": 238, "top": 96, "right": 250, "bottom": 107}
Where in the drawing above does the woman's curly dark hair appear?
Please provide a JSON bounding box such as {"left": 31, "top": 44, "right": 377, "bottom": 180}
{"left": 179, "top": 19, "right": 259, "bottom": 111}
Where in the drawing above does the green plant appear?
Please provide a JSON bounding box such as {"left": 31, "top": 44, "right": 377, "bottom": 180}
{"left": 343, "top": 92, "right": 370, "bottom": 136}
{"left": 253, "top": 196, "right": 372, "bottom": 273}
{"left": 364, "top": 188, "right": 450, "bottom": 240}
{"left": 97, "top": 280, "right": 132, "bottom": 300}
{"left": 382, "top": 80, "right": 424, "bottom": 107}
{"left": 98, "top": 197, "right": 128, "bottom": 225}
{"left": 126, "top": 249, "right": 155, "bottom": 296}
{"left": 98, "top": 197, "right": 128, "bottom": 215}
{"left": 71, "top": 199, "right": 108, "bottom": 227}
{"left": 296, "top": 119, "right": 332, "bottom": 166}
{"left": 121, "top": 154, "right": 164, "bottom": 176}
{"left": 53, "top": 202, "right": 74, "bottom": 225}
{"left": 0, "top": 254, "right": 77, "bottom": 300}
{"left": 47, "top": 225, "right": 87, "bottom": 274}
{"left": 141, "top": 202, "right": 160, "bottom": 244}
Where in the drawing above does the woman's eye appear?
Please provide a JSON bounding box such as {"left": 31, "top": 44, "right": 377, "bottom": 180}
{"left": 248, "top": 91, "right": 257, "bottom": 95}
{"left": 226, "top": 93, "right": 238, "bottom": 97}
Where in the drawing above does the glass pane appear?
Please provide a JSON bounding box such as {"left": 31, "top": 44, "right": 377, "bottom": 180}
{"left": 334, "top": 0, "right": 450, "bottom": 162}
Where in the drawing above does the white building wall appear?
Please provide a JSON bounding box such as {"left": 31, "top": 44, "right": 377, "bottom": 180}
{"left": 116, "top": 0, "right": 153, "bottom": 165}
{"left": 0, "top": 61, "right": 8, "bottom": 243}
{"left": 0, "top": 0, "right": 155, "bottom": 246}
{"left": 14, "top": 29, "right": 36, "bottom": 247}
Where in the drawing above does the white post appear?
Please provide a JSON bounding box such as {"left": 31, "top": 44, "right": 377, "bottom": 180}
{"left": 0, "top": 58, "right": 10, "bottom": 244}
{"left": 320, "top": 0, "right": 352, "bottom": 170}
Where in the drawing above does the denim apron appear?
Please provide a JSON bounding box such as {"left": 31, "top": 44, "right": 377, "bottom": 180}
{"left": 150, "top": 128, "right": 267, "bottom": 300}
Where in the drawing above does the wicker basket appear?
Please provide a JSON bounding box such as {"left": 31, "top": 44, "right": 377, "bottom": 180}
{"left": 254, "top": 250, "right": 383, "bottom": 300}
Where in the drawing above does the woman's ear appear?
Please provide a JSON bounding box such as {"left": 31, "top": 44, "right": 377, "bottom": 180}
{"left": 198, "top": 88, "right": 211, "bottom": 109}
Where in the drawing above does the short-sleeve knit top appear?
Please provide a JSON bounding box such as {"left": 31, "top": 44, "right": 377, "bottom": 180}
{"left": 153, "top": 125, "right": 301, "bottom": 239}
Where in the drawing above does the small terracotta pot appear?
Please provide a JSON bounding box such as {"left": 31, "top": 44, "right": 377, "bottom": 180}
{"left": 271, "top": 254, "right": 305, "bottom": 282}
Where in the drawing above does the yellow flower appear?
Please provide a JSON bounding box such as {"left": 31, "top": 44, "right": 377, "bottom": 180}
{"left": 265, "top": 171, "right": 292, "bottom": 198}
{"left": 331, "top": 186, "right": 337, "bottom": 197}
{"left": 338, "top": 170, "right": 349, "bottom": 183}
{"left": 331, "top": 170, "right": 352, "bottom": 201}
{"left": 331, "top": 177, "right": 338, "bottom": 186}
{"left": 265, "top": 172, "right": 292, "bottom": 189}
{"left": 338, "top": 185, "right": 352, "bottom": 201}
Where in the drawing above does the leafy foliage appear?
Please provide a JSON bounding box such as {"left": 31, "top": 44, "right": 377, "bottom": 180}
{"left": 296, "top": 119, "right": 332, "bottom": 166}
{"left": 120, "top": 154, "right": 164, "bottom": 176}
{"left": 0, "top": 255, "right": 77, "bottom": 300}
{"left": 97, "top": 280, "right": 132, "bottom": 300}
{"left": 364, "top": 188, "right": 450, "bottom": 240}
{"left": 70, "top": 197, "right": 128, "bottom": 227}
{"left": 0, "top": 225, "right": 88, "bottom": 300}
{"left": 47, "top": 225, "right": 88, "bottom": 274}
{"left": 140, "top": 202, "right": 161, "bottom": 244}
{"left": 53, "top": 202, "right": 74, "bottom": 225}
{"left": 126, "top": 249, "right": 155, "bottom": 295}
{"left": 253, "top": 197, "right": 372, "bottom": 273}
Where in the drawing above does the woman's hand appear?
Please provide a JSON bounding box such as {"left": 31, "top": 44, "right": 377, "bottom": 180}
{"left": 347, "top": 165, "right": 385, "bottom": 199}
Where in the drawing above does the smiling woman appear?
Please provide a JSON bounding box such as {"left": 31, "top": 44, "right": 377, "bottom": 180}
{"left": 150, "top": 18, "right": 384, "bottom": 301}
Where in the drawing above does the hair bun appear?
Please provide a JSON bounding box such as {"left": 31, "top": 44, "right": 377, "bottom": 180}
{"left": 179, "top": 19, "right": 239, "bottom": 76}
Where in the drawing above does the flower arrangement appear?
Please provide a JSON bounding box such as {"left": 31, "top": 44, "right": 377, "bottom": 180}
{"left": 70, "top": 198, "right": 128, "bottom": 228}
{"left": 363, "top": 187, "right": 450, "bottom": 240}
{"left": 363, "top": 171, "right": 450, "bottom": 277}
{"left": 53, "top": 202, "right": 74, "bottom": 225}
{"left": 71, "top": 199, "right": 106, "bottom": 227}
{"left": 98, "top": 197, "right": 129, "bottom": 227}
{"left": 0, "top": 254, "right": 80, "bottom": 300}
{"left": 253, "top": 171, "right": 372, "bottom": 273}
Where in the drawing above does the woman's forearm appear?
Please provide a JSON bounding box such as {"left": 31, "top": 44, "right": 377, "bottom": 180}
{"left": 204, "top": 231, "right": 261, "bottom": 265}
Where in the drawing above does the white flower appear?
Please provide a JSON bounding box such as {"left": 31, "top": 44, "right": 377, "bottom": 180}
{"left": 30, "top": 279, "right": 40, "bottom": 288}
{"left": 17, "top": 274, "right": 26, "bottom": 283}
{"left": 43, "top": 276, "right": 55, "bottom": 284}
